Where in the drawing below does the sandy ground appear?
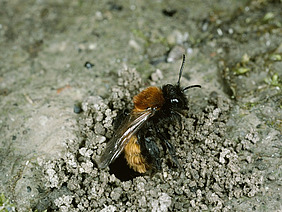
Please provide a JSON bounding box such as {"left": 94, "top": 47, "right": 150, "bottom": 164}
{"left": 0, "top": 0, "right": 281, "bottom": 211}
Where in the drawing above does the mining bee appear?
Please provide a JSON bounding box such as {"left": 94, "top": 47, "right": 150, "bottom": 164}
{"left": 98, "top": 55, "right": 201, "bottom": 173}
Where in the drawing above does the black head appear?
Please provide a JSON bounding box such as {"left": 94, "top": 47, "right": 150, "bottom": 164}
{"left": 162, "top": 84, "right": 187, "bottom": 110}
{"left": 162, "top": 55, "right": 201, "bottom": 111}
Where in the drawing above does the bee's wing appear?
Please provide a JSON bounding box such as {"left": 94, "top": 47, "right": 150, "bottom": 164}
{"left": 97, "top": 108, "right": 155, "bottom": 169}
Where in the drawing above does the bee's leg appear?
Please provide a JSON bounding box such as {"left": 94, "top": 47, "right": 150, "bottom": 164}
{"left": 138, "top": 133, "right": 161, "bottom": 171}
{"left": 174, "top": 112, "right": 183, "bottom": 131}
{"left": 155, "top": 127, "right": 180, "bottom": 168}
{"left": 145, "top": 137, "right": 162, "bottom": 170}
{"left": 164, "top": 138, "right": 181, "bottom": 168}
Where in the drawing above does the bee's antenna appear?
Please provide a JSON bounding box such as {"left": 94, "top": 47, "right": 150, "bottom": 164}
{"left": 183, "top": 84, "right": 201, "bottom": 91}
{"left": 177, "top": 54, "right": 201, "bottom": 91}
{"left": 177, "top": 54, "right": 186, "bottom": 85}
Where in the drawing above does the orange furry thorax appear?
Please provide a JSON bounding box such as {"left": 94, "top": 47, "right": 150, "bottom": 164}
{"left": 133, "top": 86, "right": 165, "bottom": 112}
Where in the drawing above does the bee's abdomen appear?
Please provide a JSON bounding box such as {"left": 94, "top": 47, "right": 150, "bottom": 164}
{"left": 124, "top": 136, "right": 149, "bottom": 173}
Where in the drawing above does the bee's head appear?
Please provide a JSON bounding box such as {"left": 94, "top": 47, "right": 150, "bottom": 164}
{"left": 162, "top": 84, "right": 188, "bottom": 110}
{"left": 162, "top": 54, "right": 201, "bottom": 111}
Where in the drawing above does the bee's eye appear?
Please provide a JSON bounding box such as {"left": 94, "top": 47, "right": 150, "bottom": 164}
{"left": 171, "top": 98, "right": 179, "bottom": 103}
{"left": 170, "top": 97, "right": 185, "bottom": 109}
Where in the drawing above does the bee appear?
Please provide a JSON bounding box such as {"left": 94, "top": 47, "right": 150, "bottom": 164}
{"left": 98, "top": 55, "right": 201, "bottom": 173}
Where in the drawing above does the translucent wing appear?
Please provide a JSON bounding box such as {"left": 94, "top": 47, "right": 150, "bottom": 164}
{"left": 97, "top": 108, "right": 155, "bottom": 169}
